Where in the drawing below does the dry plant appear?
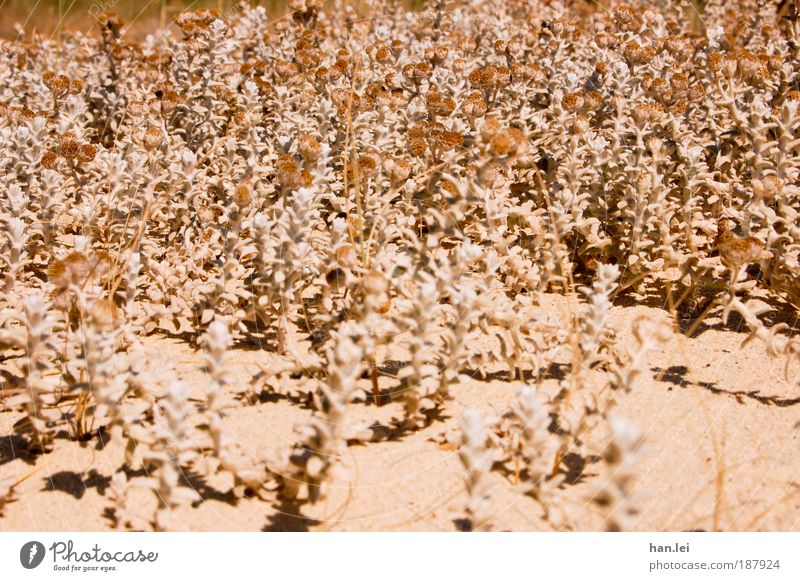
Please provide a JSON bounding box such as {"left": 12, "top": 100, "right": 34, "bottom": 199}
{"left": 458, "top": 408, "right": 494, "bottom": 531}
{"left": 590, "top": 414, "right": 644, "bottom": 532}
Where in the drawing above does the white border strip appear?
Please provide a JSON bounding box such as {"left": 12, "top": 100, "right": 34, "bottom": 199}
{"left": 1, "top": 532, "right": 799, "bottom": 580}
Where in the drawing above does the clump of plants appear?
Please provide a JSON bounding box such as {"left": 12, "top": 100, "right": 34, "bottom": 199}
{"left": 1, "top": 0, "right": 798, "bottom": 531}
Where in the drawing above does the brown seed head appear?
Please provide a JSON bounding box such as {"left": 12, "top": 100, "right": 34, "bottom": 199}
{"left": 437, "top": 130, "right": 464, "bottom": 151}
{"left": 595, "top": 33, "right": 611, "bottom": 49}
{"left": 42, "top": 71, "right": 56, "bottom": 89}
{"left": 623, "top": 41, "right": 653, "bottom": 66}
{"left": 357, "top": 154, "right": 379, "bottom": 177}
{"left": 427, "top": 91, "right": 456, "bottom": 117}
{"left": 41, "top": 151, "right": 58, "bottom": 170}
{"left": 298, "top": 135, "right": 321, "bottom": 163}
{"left": 78, "top": 144, "right": 97, "bottom": 163}
{"left": 490, "top": 131, "right": 516, "bottom": 157}
{"left": 60, "top": 139, "right": 80, "bottom": 160}
{"left": 375, "top": 45, "right": 391, "bottom": 62}
{"left": 233, "top": 184, "right": 252, "bottom": 209}
{"left": 408, "top": 124, "right": 428, "bottom": 140}
{"left": 462, "top": 91, "right": 487, "bottom": 117}
{"left": 468, "top": 69, "right": 483, "bottom": 87}
{"left": 98, "top": 12, "right": 124, "bottom": 34}
{"left": 613, "top": 6, "right": 639, "bottom": 29}
{"left": 54, "top": 75, "right": 71, "bottom": 95}
{"left": 562, "top": 91, "right": 584, "bottom": 112}
{"left": 403, "top": 63, "right": 431, "bottom": 83}
{"left": 161, "top": 90, "right": 180, "bottom": 114}
{"left": 409, "top": 138, "right": 427, "bottom": 157}
{"left": 650, "top": 78, "right": 672, "bottom": 104}
{"left": 276, "top": 155, "right": 304, "bottom": 190}
{"left": 479, "top": 67, "right": 497, "bottom": 88}
{"left": 441, "top": 180, "right": 458, "bottom": 196}
{"left": 670, "top": 73, "right": 689, "bottom": 98}
{"left": 494, "top": 66, "right": 511, "bottom": 88}
{"left": 48, "top": 251, "right": 90, "bottom": 289}
{"left": 670, "top": 99, "right": 688, "bottom": 116}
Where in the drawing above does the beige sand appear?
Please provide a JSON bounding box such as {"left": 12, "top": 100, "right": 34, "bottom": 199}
{"left": 1, "top": 295, "right": 799, "bottom": 532}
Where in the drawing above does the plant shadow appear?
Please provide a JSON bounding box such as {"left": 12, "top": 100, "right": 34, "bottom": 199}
{"left": 0, "top": 434, "right": 37, "bottom": 467}
{"left": 653, "top": 365, "right": 800, "bottom": 407}
{"left": 262, "top": 497, "right": 321, "bottom": 532}
{"left": 42, "top": 469, "right": 111, "bottom": 499}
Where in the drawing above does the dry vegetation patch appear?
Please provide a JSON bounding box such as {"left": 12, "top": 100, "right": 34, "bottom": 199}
{"left": 1, "top": 0, "right": 799, "bottom": 531}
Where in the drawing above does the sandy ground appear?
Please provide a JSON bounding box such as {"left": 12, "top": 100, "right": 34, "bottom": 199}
{"left": 1, "top": 294, "right": 799, "bottom": 532}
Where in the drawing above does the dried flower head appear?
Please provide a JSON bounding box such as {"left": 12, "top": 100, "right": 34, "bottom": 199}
{"left": 78, "top": 144, "right": 97, "bottom": 163}
{"left": 60, "top": 138, "right": 79, "bottom": 161}
{"left": 233, "top": 185, "right": 252, "bottom": 209}
{"left": 41, "top": 151, "right": 58, "bottom": 169}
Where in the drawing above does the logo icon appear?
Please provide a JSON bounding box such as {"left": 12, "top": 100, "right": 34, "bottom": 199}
{"left": 20, "top": 541, "right": 46, "bottom": 569}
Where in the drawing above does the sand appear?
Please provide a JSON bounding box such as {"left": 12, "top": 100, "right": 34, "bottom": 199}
{"left": 1, "top": 294, "right": 799, "bottom": 532}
